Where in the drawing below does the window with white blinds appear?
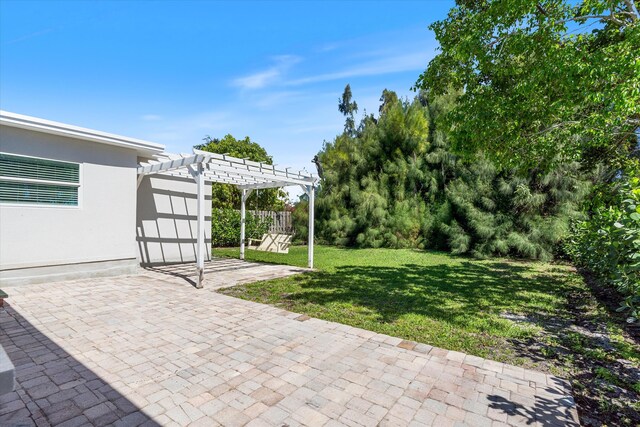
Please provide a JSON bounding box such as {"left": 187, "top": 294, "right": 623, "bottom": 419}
{"left": 0, "top": 153, "right": 80, "bottom": 206}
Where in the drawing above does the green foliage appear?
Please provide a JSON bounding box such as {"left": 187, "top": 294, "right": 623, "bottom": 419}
{"left": 566, "top": 165, "right": 640, "bottom": 321}
{"left": 210, "top": 208, "right": 272, "bottom": 247}
{"left": 315, "top": 87, "right": 590, "bottom": 259}
{"left": 442, "top": 154, "right": 589, "bottom": 260}
{"left": 291, "top": 197, "right": 309, "bottom": 243}
{"left": 415, "top": 0, "right": 640, "bottom": 171}
{"left": 195, "top": 134, "right": 285, "bottom": 210}
{"left": 338, "top": 84, "right": 358, "bottom": 136}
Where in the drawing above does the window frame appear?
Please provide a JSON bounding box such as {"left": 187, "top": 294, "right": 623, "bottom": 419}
{"left": 0, "top": 152, "right": 82, "bottom": 209}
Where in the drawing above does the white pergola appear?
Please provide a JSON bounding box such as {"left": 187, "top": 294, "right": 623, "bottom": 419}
{"left": 137, "top": 148, "right": 317, "bottom": 288}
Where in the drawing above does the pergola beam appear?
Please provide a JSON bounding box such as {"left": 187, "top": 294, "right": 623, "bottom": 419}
{"left": 138, "top": 154, "right": 204, "bottom": 176}
{"left": 202, "top": 161, "right": 313, "bottom": 186}
{"left": 154, "top": 169, "right": 265, "bottom": 187}
{"left": 193, "top": 149, "right": 312, "bottom": 180}
{"left": 237, "top": 181, "right": 293, "bottom": 190}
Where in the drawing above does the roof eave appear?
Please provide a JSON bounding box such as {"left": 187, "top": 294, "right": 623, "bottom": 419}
{"left": 0, "top": 110, "right": 165, "bottom": 156}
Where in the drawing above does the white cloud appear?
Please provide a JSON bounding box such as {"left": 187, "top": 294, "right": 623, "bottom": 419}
{"left": 4, "top": 28, "right": 56, "bottom": 45}
{"left": 316, "top": 42, "right": 341, "bottom": 52}
{"left": 233, "top": 69, "right": 280, "bottom": 90}
{"left": 141, "top": 114, "right": 162, "bottom": 121}
{"left": 232, "top": 55, "right": 302, "bottom": 89}
{"left": 286, "top": 51, "right": 429, "bottom": 86}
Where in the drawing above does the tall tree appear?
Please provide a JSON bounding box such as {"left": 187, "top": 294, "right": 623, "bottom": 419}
{"left": 415, "top": 0, "right": 640, "bottom": 171}
{"left": 338, "top": 84, "right": 359, "bottom": 136}
{"left": 379, "top": 89, "right": 399, "bottom": 115}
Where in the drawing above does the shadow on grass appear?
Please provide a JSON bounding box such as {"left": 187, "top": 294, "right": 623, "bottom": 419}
{"left": 263, "top": 261, "right": 574, "bottom": 330}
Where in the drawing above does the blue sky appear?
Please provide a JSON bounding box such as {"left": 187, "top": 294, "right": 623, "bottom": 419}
{"left": 1, "top": 0, "right": 453, "bottom": 197}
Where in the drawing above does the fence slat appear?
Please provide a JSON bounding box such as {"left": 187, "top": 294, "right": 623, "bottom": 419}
{"left": 237, "top": 210, "right": 293, "bottom": 234}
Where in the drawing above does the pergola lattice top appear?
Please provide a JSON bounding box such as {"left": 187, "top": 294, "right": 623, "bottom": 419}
{"left": 137, "top": 148, "right": 316, "bottom": 190}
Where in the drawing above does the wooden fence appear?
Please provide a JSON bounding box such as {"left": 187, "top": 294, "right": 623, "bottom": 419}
{"left": 246, "top": 210, "right": 293, "bottom": 234}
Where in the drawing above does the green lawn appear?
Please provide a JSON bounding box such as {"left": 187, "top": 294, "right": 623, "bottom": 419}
{"left": 214, "top": 245, "right": 582, "bottom": 365}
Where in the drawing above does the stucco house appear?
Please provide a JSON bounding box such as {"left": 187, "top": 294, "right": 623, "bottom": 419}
{"left": 0, "top": 111, "right": 315, "bottom": 287}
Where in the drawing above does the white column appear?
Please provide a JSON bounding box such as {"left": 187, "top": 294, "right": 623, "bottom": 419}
{"left": 240, "top": 189, "right": 247, "bottom": 260}
{"left": 196, "top": 162, "right": 205, "bottom": 289}
{"left": 307, "top": 184, "right": 315, "bottom": 269}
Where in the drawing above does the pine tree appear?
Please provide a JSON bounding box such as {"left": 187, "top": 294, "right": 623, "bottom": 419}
{"left": 338, "top": 84, "right": 359, "bottom": 137}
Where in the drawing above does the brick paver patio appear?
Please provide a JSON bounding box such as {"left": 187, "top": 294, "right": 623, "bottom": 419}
{"left": 0, "top": 259, "right": 579, "bottom": 426}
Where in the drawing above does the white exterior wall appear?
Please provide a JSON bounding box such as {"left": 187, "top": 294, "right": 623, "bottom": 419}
{"left": 0, "top": 125, "right": 139, "bottom": 283}
{"left": 136, "top": 174, "right": 212, "bottom": 265}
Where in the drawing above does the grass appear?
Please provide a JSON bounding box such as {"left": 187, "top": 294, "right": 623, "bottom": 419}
{"left": 214, "top": 245, "right": 580, "bottom": 362}
{"left": 214, "top": 245, "right": 640, "bottom": 425}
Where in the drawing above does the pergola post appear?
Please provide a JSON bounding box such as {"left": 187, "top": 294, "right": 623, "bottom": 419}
{"left": 240, "top": 189, "right": 254, "bottom": 260}
{"left": 307, "top": 184, "right": 315, "bottom": 269}
{"left": 196, "top": 161, "right": 205, "bottom": 289}
{"left": 240, "top": 189, "right": 247, "bottom": 260}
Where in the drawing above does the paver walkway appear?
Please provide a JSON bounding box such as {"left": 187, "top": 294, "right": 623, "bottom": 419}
{"left": 0, "top": 261, "right": 579, "bottom": 426}
{"left": 142, "top": 258, "right": 307, "bottom": 290}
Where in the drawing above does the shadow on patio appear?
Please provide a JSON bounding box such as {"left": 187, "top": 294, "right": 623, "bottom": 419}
{"left": 143, "top": 257, "right": 306, "bottom": 289}
{"left": 0, "top": 303, "right": 158, "bottom": 427}
{"left": 488, "top": 376, "right": 580, "bottom": 426}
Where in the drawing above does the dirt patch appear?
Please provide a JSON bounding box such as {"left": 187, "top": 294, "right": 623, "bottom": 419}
{"left": 497, "top": 271, "right": 640, "bottom": 426}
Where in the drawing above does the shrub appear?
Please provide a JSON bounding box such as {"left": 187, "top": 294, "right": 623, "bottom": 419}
{"left": 291, "top": 200, "right": 309, "bottom": 243}
{"left": 566, "top": 166, "right": 640, "bottom": 322}
{"left": 211, "top": 208, "right": 272, "bottom": 247}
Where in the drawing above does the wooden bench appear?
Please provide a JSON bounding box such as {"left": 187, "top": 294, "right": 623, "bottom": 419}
{"left": 247, "top": 233, "right": 293, "bottom": 254}
{"left": 0, "top": 289, "right": 7, "bottom": 307}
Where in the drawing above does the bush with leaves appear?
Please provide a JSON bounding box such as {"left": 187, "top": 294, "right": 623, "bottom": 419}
{"left": 211, "top": 208, "right": 272, "bottom": 247}
{"left": 439, "top": 154, "right": 590, "bottom": 260}
{"left": 566, "top": 166, "right": 640, "bottom": 321}
{"left": 291, "top": 198, "right": 309, "bottom": 243}
{"left": 415, "top": 0, "right": 640, "bottom": 172}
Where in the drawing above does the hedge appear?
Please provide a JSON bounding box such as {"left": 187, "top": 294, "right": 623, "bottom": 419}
{"left": 211, "top": 208, "right": 272, "bottom": 247}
